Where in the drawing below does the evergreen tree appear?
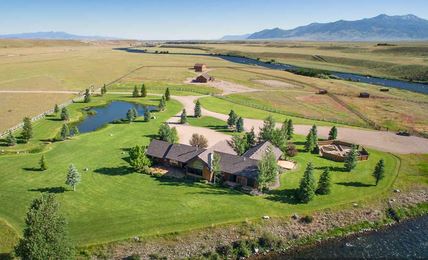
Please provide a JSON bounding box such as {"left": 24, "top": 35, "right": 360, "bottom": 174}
{"left": 128, "top": 145, "right": 152, "bottom": 174}
{"left": 211, "top": 152, "right": 222, "bottom": 184}
{"left": 71, "top": 126, "right": 79, "bottom": 136}
{"left": 259, "top": 115, "right": 276, "bottom": 142}
{"left": 271, "top": 128, "right": 287, "bottom": 152}
{"left": 227, "top": 110, "right": 238, "bottom": 128}
{"left": 60, "top": 107, "right": 70, "bottom": 121}
{"left": 328, "top": 126, "right": 338, "bottom": 140}
{"left": 194, "top": 100, "right": 202, "bottom": 117}
{"left": 126, "top": 109, "right": 135, "bottom": 122}
{"left": 6, "top": 131, "right": 16, "bottom": 146}
{"left": 372, "top": 159, "right": 385, "bottom": 186}
{"left": 101, "top": 84, "right": 107, "bottom": 95}
{"left": 65, "top": 164, "right": 81, "bottom": 191}
{"left": 144, "top": 108, "right": 151, "bottom": 122}
{"left": 39, "top": 155, "right": 47, "bottom": 171}
{"left": 132, "top": 85, "right": 139, "bottom": 97}
{"left": 257, "top": 148, "right": 279, "bottom": 190}
{"left": 180, "top": 109, "right": 187, "bottom": 124}
{"left": 165, "top": 88, "right": 171, "bottom": 101}
{"left": 245, "top": 127, "right": 256, "bottom": 147}
{"left": 132, "top": 107, "right": 138, "bottom": 119}
{"left": 280, "top": 119, "right": 289, "bottom": 140}
{"left": 170, "top": 127, "right": 179, "bottom": 143}
{"left": 297, "top": 163, "right": 316, "bottom": 203}
{"left": 304, "top": 130, "right": 316, "bottom": 152}
{"left": 158, "top": 96, "right": 166, "bottom": 111}
{"left": 59, "top": 124, "right": 70, "bottom": 141}
{"left": 316, "top": 168, "right": 331, "bottom": 195}
{"left": 83, "top": 88, "right": 91, "bottom": 103}
{"left": 287, "top": 119, "right": 294, "bottom": 140}
{"left": 310, "top": 124, "right": 318, "bottom": 141}
{"left": 141, "top": 83, "right": 147, "bottom": 97}
{"left": 15, "top": 194, "right": 73, "bottom": 260}
{"left": 236, "top": 117, "right": 244, "bottom": 132}
{"left": 344, "top": 145, "right": 358, "bottom": 172}
{"left": 22, "top": 117, "right": 33, "bottom": 142}
{"left": 54, "top": 104, "right": 60, "bottom": 114}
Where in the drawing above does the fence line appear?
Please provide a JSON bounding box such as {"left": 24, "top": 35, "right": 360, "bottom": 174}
{"left": 0, "top": 92, "right": 84, "bottom": 138}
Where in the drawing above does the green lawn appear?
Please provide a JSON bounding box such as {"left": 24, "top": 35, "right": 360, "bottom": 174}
{"left": 0, "top": 94, "right": 402, "bottom": 251}
{"left": 198, "top": 96, "right": 353, "bottom": 127}
{"left": 187, "top": 116, "right": 234, "bottom": 134}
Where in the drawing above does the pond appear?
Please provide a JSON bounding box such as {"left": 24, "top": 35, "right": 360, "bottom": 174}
{"left": 76, "top": 101, "right": 157, "bottom": 133}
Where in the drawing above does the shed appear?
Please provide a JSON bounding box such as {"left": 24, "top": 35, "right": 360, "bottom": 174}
{"left": 194, "top": 63, "right": 207, "bottom": 72}
{"left": 359, "top": 92, "right": 370, "bottom": 98}
{"left": 318, "top": 89, "right": 328, "bottom": 94}
{"left": 194, "top": 73, "right": 214, "bottom": 83}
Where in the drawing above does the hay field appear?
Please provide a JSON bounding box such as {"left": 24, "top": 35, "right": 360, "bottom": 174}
{"left": 194, "top": 42, "right": 428, "bottom": 82}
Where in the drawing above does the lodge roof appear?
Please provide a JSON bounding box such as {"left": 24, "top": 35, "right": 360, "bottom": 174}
{"left": 242, "top": 141, "right": 282, "bottom": 161}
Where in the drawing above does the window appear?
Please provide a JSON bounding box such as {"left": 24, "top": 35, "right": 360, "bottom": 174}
{"left": 187, "top": 167, "right": 203, "bottom": 176}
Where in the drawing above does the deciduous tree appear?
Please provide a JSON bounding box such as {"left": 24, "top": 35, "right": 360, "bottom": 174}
{"left": 158, "top": 123, "right": 179, "bottom": 143}
{"left": 257, "top": 148, "right": 279, "bottom": 190}
{"left": 230, "top": 134, "right": 248, "bottom": 155}
{"left": 129, "top": 145, "right": 152, "bottom": 174}
{"left": 211, "top": 152, "right": 222, "bottom": 184}
{"left": 15, "top": 194, "right": 73, "bottom": 260}
{"left": 227, "top": 110, "right": 238, "bottom": 128}
{"left": 259, "top": 115, "right": 275, "bottom": 142}
{"left": 189, "top": 133, "right": 208, "bottom": 148}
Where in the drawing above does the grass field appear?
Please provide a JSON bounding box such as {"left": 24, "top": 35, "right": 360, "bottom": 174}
{"left": 0, "top": 93, "right": 404, "bottom": 251}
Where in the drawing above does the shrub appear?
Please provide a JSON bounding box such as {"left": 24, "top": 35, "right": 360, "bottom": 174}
{"left": 216, "top": 244, "right": 233, "bottom": 257}
{"left": 233, "top": 240, "right": 251, "bottom": 258}
{"left": 285, "top": 143, "right": 298, "bottom": 157}
{"left": 126, "top": 254, "right": 141, "bottom": 260}
{"left": 258, "top": 232, "right": 279, "bottom": 249}
{"left": 301, "top": 215, "right": 314, "bottom": 224}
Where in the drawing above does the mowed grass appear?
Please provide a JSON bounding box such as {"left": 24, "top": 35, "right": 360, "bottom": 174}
{"left": 187, "top": 116, "right": 234, "bottom": 134}
{"left": 109, "top": 82, "right": 222, "bottom": 96}
{"left": 0, "top": 94, "right": 401, "bottom": 249}
{"left": 0, "top": 220, "right": 19, "bottom": 254}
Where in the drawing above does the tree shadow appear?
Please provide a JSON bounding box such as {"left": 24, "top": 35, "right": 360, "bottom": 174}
{"left": 294, "top": 141, "right": 306, "bottom": 146}
{"left": 46, "top": 118, "right": 63, "bottom": 122}
{"left": 144, "top": 134, "right": 158, "bottom": 140}
{"left": 314, "top": 166, "right": 348, "bottom": 172}
{"left": 265, "top": 188, "right": 300, "bottom": 204}
{"left": 336, "top": 181, "right": 374, "bottom": 187}
{"left": 22, "top": 167, "right": 43, "bottom": 172}
{"left": 94, "top": 166, "right": 133, "bottom": 176}
{"left": 28, "top": 186, "right": 67, "bottom": 193}
{"left": 206, "top": 125, "right": 233, "bottom": 133}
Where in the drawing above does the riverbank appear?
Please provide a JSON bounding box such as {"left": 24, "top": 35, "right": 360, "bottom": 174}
{"left": 81, "top": 188, "right": 427, "bottom": 259}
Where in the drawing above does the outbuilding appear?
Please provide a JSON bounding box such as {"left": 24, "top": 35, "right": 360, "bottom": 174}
{"left": 194, "top": 63, "right": 207, "bottom": 72}
{"left": 194, "top": 73, "right": 214, "bottom": 83}
{"left": 359, "top": 92, "right": 370, "bottom": 98}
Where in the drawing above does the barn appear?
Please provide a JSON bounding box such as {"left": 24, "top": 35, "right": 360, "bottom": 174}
{"left": 194, "top": 73, "right": 214, "bottom": 83}
{"left": 194, "top": 63, "right": 207, "bottom": 72}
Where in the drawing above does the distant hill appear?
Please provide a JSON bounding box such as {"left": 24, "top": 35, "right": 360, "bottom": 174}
{"left": 220, "top": 34, "right": 251, "bottom": 41}
{"left": 0, "top": 31, "right": 119, "bottom": 41}
{"left": 222, "top": 14, "right": 428, "bottom": 41}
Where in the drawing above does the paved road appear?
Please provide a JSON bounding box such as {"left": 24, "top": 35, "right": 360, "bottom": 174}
{"left": 172, "top": 95, "right": 428, "bottom": 154}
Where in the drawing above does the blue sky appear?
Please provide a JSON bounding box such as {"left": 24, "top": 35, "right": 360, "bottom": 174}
{"left": 0, "top": 0, "right": 427, "bottom": 40}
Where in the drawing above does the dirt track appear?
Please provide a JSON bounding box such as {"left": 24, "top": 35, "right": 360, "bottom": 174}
{"left": 171, "top": 95, "right": 428, "bottom": 154}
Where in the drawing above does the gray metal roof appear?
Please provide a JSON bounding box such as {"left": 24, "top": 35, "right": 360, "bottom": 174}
{"left": 147, "top": 139, "right": 205, "bottom": 163}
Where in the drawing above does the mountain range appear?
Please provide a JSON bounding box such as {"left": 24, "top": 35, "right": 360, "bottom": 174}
{"left": 221, "top": 14, "right": 428, "bottom": 41}
{"left": 0, "top": 31, "right": 118, "bottom": 41}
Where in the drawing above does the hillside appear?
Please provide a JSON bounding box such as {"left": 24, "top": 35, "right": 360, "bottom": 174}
{"left": 223, "top": 14, "right": 428, "bottom": 41}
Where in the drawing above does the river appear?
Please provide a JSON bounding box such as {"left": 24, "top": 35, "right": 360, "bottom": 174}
{"left": 263, "top": 215, "right": 428, "bottom": 259}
